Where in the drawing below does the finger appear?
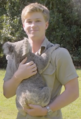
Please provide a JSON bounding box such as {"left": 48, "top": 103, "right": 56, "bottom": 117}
{"left": 32, "top": 70, "right": 37, "bottom": 75}
{"left": 31, "top": 64, "right": 37, "bottom": 69}
{"left": 25, "top": 61, "right": 35, "bottom": 66}
{"left": 24, "top": 104, "right": 30, "bottom": 109}
{"left": 26, "top": 109, "right": 33, "bottom": 115}
{"left": 24, "top": 108, "right": 29, "bottom": 113}
{"left": 28, "top": 61, "right": 34, "bottom": 66}
{"left": 29, "top": 104, "right": 35, "bottom": 109}
{"left": 32, "top": 67, "right": 37, "bottom": 72}
{"left": 20, "top": 57, "right": 27, "bottom": 64}
{"left": 24, "top": 108, "right": 33, "bottom": 113}
{"left": 23, "top": 106, "right": 30, "bottom": 112}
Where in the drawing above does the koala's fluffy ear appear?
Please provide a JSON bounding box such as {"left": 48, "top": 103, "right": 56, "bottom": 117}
{"left": 2, "top": 42, "right": 14, "bottom": 55}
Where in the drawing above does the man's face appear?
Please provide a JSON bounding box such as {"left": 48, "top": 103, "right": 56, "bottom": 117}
{"left": 23, "top": 12, "right": 48, "bottom": 41}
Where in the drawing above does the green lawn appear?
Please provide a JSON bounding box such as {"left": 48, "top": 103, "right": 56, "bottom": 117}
{"left": 0, "top": 70, "right": 17, "bottom": 119}
{"left": 0, "top": 69, "right": 81, "bottom": 119}
{"left": 62, "top": 69, "right": 81, "bottom": 119}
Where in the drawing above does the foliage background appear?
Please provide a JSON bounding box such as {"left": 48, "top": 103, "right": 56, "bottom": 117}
{"left": 0, "top": 0, "right": 81, "bottom": 68}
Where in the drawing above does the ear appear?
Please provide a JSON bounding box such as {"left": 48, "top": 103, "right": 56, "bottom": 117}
{"left": 23, "top": 23, "right": 26, "bottom": 32}
{"left": 23, "top": 24, "right": 25, "bottom": 28}
{"left": 45, "top": 22, "right": 49, "bottom": 30}
{"left": 2, "top": 42, "right": 14, "bottom": 55}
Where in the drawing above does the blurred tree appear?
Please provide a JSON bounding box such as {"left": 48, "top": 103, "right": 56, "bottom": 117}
{"left": 0, "top": 0, "right": 81, "bottom": 68}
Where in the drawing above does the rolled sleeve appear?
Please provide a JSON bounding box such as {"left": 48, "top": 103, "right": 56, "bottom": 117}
{"left": 3, "top": 55, "right": 16, "bottom": 81}
{"left": 3, "top": 62, "right": 13, "bottom": 81}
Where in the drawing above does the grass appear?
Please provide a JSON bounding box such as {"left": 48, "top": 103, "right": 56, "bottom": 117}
{"left": 0, "top": 70, "right": 17, "bottom": 119}
{"left": 0, "top": 69, "right": 81, "bottom": 119}
{"left": 62, "top": 69, "right": 81, "bottom": 119}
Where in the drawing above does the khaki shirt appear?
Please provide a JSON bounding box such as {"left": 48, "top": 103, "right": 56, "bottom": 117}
{"left": 3, "top": 37, "right": 78, "bottom": 119}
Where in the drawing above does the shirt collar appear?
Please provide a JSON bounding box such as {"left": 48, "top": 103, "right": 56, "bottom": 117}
{"left": 35, "top": 37, "right": 51, "bottom": 55}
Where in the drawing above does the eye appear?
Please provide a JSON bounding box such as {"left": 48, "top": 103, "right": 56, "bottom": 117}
{"left": 36, "top": 20, "right": 41, "bottom": 22}
{"left": 26, "top": 20, "right": 32, "bottom": 24}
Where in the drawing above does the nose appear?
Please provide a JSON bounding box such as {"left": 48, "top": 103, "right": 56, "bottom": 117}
{"left": 31, "top": 22, "right": 36, "bottom": 27}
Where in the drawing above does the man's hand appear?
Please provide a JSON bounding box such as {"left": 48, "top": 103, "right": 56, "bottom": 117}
{"left": 14, "top": 57, "right": 37, "bottom": 81}
{"left": 24, "top": 104, "right": 47, "bottom": 117}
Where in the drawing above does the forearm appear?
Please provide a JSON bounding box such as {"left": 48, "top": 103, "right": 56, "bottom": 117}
{"left": 3, "top": 74, "right": 22, "bottom": 98}
{"left": 43, "top": 78, "right": 79, "bottom": 115}
{"left": 24, "top": 88, "right": 79, "bottom": 117}
{"left": 3, "top": 59, "right": 37, "bottom": 98}
{"left": 49, "top": 89, "right": 78, "bottom": 112}
{"left": 47, "top": 78, "right": 79, "bottom": 112}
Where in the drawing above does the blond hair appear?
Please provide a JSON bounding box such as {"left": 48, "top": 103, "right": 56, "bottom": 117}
{"left": 21, "top": 2, "right": 50, "bottom": 23}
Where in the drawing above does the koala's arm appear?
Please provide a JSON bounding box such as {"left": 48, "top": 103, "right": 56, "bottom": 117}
{"left": 32, "top": 52, "right": 49, "bottom": 73}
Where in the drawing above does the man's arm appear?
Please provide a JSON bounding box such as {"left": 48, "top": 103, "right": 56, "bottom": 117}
{"left": 24, "top": 77, "right": 79, "bottom": 116}
{"left": 3, "top": 58, "right": 37, "bottom": 98}
{"left": 23, "top": 48, "right": 79, "bottom": 116}
{"left": 3, "top": 75, "right": 21, "bottom": 98}
{"left": 48, "top": 77, "right": 79, "bottom": 112}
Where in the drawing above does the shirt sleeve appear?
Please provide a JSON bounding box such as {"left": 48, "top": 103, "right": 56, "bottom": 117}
{"left": 3, "top": 55, "right": 16, "bottom": 81}
{"left": 53, "top": 47, "right": 78, "bottom": 85}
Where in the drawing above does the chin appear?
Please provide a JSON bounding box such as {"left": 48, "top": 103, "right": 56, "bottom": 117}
{"left": 29, "top": 35, "right": 38, "bottom": 39}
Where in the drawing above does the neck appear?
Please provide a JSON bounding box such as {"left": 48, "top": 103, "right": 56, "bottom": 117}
{"left": 29, "top": 37, "right": 45, "bottom": 53}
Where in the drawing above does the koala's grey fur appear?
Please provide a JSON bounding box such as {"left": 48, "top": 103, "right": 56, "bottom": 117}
{"left": 3, "top": 38, "right": 51, "bottom": 116}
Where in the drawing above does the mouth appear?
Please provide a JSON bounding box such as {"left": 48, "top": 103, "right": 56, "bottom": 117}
{"left": 30, "top": 30, "right": 38, "bottom": 33}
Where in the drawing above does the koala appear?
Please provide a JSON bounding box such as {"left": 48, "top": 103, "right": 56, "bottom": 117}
{"left": 3, "top": 38, "right": 51, "bottom": 116}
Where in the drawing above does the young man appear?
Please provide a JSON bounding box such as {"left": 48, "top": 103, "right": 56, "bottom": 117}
{"left": 3, "top": 2, "right": 79, "bottom": 119}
